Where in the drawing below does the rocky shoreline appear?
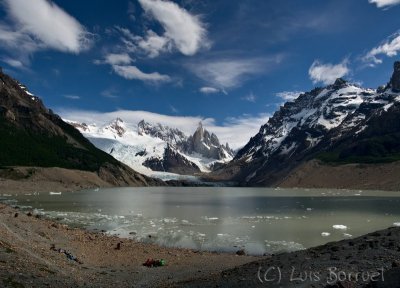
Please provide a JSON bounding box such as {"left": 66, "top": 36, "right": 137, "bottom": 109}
{"left": 178, "top": 227, "right": 400, "bottom": 288}
{"left": 0, "top": 166, "right": 167, "bottom": 196}
{"left": 0, "top": 166, "right": 223, "bottom": 195}
{"left": 0, "top": 203, "right": 260, "bottom": 288}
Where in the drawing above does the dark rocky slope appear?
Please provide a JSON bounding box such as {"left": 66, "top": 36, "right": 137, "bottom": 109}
{"left": 179, "top": 226, "right": 400, "bottom": 288}
{"left": 213, "top": 61, "right": 400, "bottom": 187}
{"left": 0, "top": 68, "right": 163, "bottom": 187}
{"left": 143, "top": 144, "right": 201, "bottom": 174}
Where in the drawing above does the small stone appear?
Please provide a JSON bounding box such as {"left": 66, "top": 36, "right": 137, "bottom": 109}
{"left": 330, "top": 246, "right": 340, "bottom": 252}
{"left": 392, "top": 261, "right": 400, "bottom": 268}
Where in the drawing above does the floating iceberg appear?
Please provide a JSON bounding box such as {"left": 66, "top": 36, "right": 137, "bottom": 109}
{"left": 332, "top": 225, "right": 348, "bottom": 230}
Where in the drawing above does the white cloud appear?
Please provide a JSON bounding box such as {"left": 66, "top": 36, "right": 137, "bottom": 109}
{"left": 136, "top": 30, "right": 172, "bottom": 58}
{"left": 104, "top": 53, "right": 134, "bottom": 65}
{"left": 115, "top": 26, "right": 137, "bottom": 42}
{"left": 95, "top": 52, "right": 170, "bottom": 84}
{"left": 128, "top": 1, "right": 136, "bottom": 21}
{"left": 94, "top": 53, "right": 134, "bottom": 66}
{"left": 113, "top": 26, "right": 139, "bottom": 54}
{"left": 0, "top": 0, "right": 91, "bottom": 63}
{"left": 1, "top": 57, "right": 24, "bottom": 68}
{"left": 112, "top": 65, "right": 171, "bottom": 83}
{"left": 59, "top": 109, "right": 270, "bottom": 150}
{"left": 0, "top": 25, "right": 40, "bottom": 66}
{"left": 64, "top": 95, "right": 80, "bottom": 100}
{"left": 169, "top": 105, "right": 179, "bottom": 113}
{"left": 308, "top": 60, "right": 350, "bottom": 85}
{"left": 137, "top": 0, "right": 209, "bottom": 56}
{"left": 363, "top": 32, "right": 400, "bottom": 65}
{"left": 114, "top": 26, "right": 172, "bottom": 58}
{"left": 189, "top": 58, "right": 274, "bottom": 89}
{"left": 199, "top": 87, "right": 220, "bottom": 94}
{"left": 276, "top": 91, "right": 303, "bottom": 102}
{"left": 241, "top": 92, "right": 256, "bottom": 102}
{"left": 99, "top": 7, "right": 208, "bottom": 82}
{"left": 368, "top": 0, "right": 400, "bottom": 8}
{"left": 101, "top": 88, "right": 119, "bottom": 98}
{"left": 215, "top": 114, "right": 270, "bottom": 149}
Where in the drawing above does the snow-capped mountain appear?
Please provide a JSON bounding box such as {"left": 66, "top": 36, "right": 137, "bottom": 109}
{"left": 216, "top": 61, "right": 400, "bottom": 186}
{"left": 0, "top": 68, "right": 160, "bottom": 187}
{"left": 67, "top": 118, "right": 234, "bottom": 180}
{"left": 183, "top": 122, "right": 233, "bottom": 160}
{"left": 137, "top": 120, "right": 187, "bottom": 146}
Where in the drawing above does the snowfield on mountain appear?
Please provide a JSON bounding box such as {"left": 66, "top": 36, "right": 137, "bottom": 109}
{"left": 67, "top": 118, "right": 234, "bottom": 180}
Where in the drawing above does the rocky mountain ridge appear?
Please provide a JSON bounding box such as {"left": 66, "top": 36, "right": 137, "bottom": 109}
{"left": 184, "top": 122, "right": 233, "bottom": 160}
{"left": 213, "top": 61, "right": 400, "bottom": 186}
{"left": 69, "top": 118, "right": 234, "bottom": 179}
{"left": 0, "top": 68, "right": 161, "bottom": 187}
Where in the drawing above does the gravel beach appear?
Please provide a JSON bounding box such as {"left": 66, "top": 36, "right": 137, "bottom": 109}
{"left": 0, "top": 203, "right": 261, "bottom": 288}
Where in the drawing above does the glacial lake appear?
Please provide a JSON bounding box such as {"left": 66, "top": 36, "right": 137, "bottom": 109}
{"left": 2, "top": 187, "right": 400, "bottom": 255}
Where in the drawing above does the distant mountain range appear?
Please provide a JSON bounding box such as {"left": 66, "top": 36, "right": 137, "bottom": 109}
{"left": 2, "top": 61, "right": 400, "bottom": 189}
{"left": 67, "top": 118, "right": 234, "bottom": 179}
{"left": 211, "top": 61, "right": 400, "bottom": 186}
{"left": 0, "top": 68, "right": 162, "bottom": 187}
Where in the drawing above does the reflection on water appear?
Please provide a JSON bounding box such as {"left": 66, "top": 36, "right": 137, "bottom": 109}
{"left": 2, "top": 187, "right": 400, "bottom": 255}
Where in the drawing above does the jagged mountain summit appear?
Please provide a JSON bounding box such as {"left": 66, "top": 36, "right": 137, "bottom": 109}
{"left": 137, "top": 120, "right": 187, "bottom": 146}
{"left": 214, "top": 61, "right": 400, "bottom": 186}
{"left": 0, "top": 68, "right": 160, "bottom": 187}
{"left": 68, "top": 119, "right": 234, "bottom": 180}
{"left": 136, "top": 120, "right": 233, "bottom": 160}
{"left": 184, "top": 122, "right": 233, "bottom": 160}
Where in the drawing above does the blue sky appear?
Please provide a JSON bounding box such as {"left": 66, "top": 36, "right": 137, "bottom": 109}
{"left": 1, "top": 0, "right": 400, "bottom": 148}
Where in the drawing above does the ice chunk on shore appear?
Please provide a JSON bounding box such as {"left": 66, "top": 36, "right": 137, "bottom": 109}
{"left": 393, "top": 222, "right": 400, "bottom": 227}
{"left": 201, "top": 216, "right": 219, "bottom": 222}
{"left": 49, "top": 192, "right": 62, "bottom": 195}
{"left": 333, "top": 225, "right": 348, "bottom": 230}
